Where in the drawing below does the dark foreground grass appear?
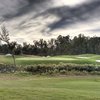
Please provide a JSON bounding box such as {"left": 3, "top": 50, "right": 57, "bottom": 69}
{"left": 0, "top": 74, "right": 99, "bottom": 100}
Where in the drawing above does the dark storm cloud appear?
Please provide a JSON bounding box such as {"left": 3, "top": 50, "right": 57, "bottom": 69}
{"left": 12, "top": 0, "right": 50, "bottom": 17}
{"left": 1, "top": 0, "right": 100, "bottom": 37}
{"left": 41, "top": 0, "right": 100, "bottom": 31}
{"left": 27, "top": 0, "right": 48, "bottom": 4}
{"left": 0, "top": 0, "right": 50, "bottom": 20}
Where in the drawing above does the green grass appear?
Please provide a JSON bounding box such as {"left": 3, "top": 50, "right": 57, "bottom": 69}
{"left": 0, "top": 74, "right": 99, "bottom": 100}
{"left": 0, "top": 54, "right": 98, "bottom": 65}
{"left": 0, "top": 54, "right": 100, "bottom": 100}
{"left": 0, "top": 54, "right": 100, "bottom": 65}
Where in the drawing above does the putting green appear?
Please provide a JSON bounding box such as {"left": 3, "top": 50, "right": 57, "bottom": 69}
{"left": 0, "top": 54, "right": 100, "bottom": 65}
{"left": 16, "top": 57, "right": 76, "bottom": 61}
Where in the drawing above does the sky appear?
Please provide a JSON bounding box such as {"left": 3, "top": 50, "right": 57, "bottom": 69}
{"left": 0, "top": 0, "right": 100, "bottom": 43}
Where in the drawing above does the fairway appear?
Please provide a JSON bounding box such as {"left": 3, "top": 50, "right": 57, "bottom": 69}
{"left": 0, "top": 54, "right": 100, "bottom": 65}
{"left": 0, "top": 75, "right": 99, "bottom": 100}
{"left": 0, "top": 54, "right": 100, "bottom": 100}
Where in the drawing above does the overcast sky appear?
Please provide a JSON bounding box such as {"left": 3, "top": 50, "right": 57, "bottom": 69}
{"left": 0, "top": 0, "right": 100, "bottom": 43}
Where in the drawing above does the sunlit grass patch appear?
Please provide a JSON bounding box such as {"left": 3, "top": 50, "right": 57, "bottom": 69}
{"left": 0, "top": 54, "right": 100, "bottom": 65}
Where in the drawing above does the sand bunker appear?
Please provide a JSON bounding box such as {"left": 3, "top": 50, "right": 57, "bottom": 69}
{"left": 96, "top": 60, "right": 100, "bottom": 62}
{"left": 77, "top": 57, "right": 89, "bottom": 59}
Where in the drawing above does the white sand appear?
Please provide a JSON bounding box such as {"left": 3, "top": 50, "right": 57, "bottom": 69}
{"left": 96, "top": 60, "right": 100, "bottom": 62}
{"left": 77, "top": 57, "right": 89, "bottom": 59}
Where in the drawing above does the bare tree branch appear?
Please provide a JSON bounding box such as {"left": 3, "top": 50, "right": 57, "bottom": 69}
{"left": 0, "top": 25, "right": 10, "bottom": 43}
{"left": 0, "top": 25, "right": 16, "bottom": 67}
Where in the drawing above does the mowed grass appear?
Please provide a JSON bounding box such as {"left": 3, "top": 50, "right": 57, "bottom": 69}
{"left": 0, "top": 54, "right": 100, "bottom": 100}
{"left": 0, "top": 74, "right": 99, "bottom": 100}
{"left": 0, "top": 54, "right": 100, "bottom": 65}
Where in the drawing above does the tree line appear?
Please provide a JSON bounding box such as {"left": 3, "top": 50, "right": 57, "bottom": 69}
{"left": 0, "top": 34, "right": 100, "bottom": 56}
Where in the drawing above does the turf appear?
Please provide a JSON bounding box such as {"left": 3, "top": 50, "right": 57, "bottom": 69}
{"left": 0, "top": 54, "right": 100, "bottom": 65}
{"left": 0, "top": 74, "right": 99, "bottom": 100}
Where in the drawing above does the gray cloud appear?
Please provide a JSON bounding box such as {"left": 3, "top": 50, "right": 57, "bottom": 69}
{"left": 87, "top": 28, "right": 100, "bottom": 33}
{"left": 0, "top": 0, "right": 28, "bottom": 18}
{"left": 42, "top": 0, "right": 100, "bottom": 31}
{"left": 9, "top": 0, "right": 100, "bottom": 36}
{"left": 0, "top": 0, "right": 100, "bottom": 43}
{"left": 0, "top": 0, "right": 51, "bottom": 20}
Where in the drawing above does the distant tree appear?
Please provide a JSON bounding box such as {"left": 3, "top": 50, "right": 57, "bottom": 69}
{"left": 1, "top": 44, "right": 9, "bottom": 54}
{"left": 55, "top": 35, "right": 71, "bottom": 55}
{"left": 22, "top": 42, "right": 31, "bottom": 54}
{"left": 15, "top": 44, "right": 22, "bottom": 55}
{"left": 48, "top": 38, "right": 56, "bottom": 56}
{"left": 71, "top": 34, "right": 88, "bottom": 54}
{"left": 1, "top": 28, "right": 100, "bottom": 57}
{"left": 0, "top": 25, "right": 16, "bottom": 67}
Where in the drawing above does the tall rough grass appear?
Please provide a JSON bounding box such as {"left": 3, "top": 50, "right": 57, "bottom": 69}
{"left": 0, "top": 63, "right": 100, "bottom": 75}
